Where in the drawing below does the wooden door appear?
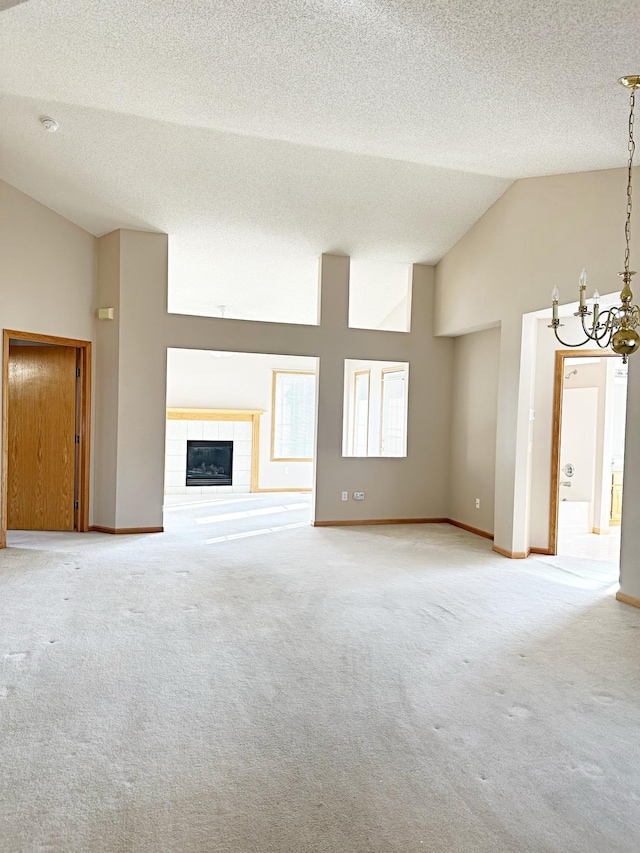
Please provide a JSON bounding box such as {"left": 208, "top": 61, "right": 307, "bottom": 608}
{"left": 7, "top": 345, "right": 77, "bottom": 530}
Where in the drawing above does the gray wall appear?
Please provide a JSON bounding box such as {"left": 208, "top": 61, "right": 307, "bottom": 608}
{"left": 449, "top": 327, "right": 500, "bottom": 535}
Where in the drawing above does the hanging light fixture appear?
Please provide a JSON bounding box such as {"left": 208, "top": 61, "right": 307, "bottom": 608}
{"left": 549, "top": 76, "right": 640, "bottom": 362}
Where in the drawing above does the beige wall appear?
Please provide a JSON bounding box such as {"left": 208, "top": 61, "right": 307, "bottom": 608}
{"left": 94, "top": 230, "right": 169, "bottom": 530}
{"left": 1, "top": 187, "right": 453, "bottom": 533}
{"left": 449, "top": 327, "right": 500, "bottom": 535}
{"left": 94, "top": 231, "right": 120, "bottom": 527}
{"left": 436, "top": 164, "right": 640, "bottom": 601}
{"left": 0, "top": 181, "right": 96, "bottom": 340}
{"left": 0, "top": 180, "right": 97, "bottom": 523}
{"left": 90, "top": 245, "right": 453, "bottom": 528}
{"left": 435, "top": 167, "right": 637, "bottom": 558}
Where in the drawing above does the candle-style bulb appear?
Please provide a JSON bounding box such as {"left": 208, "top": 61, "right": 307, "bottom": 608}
{"left": 551, "top": 286, "right": 560, "bottom": 302}
{"left": 579, "top": 269, "right": 588, "bottom": 288}
{"left": 593, "top": 289, "right": 600, "bottom": 302}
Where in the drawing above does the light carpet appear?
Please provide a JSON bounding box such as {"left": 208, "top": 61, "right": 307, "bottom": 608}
{"left": 1, "top": 511, "right": 639, "bottom": 852}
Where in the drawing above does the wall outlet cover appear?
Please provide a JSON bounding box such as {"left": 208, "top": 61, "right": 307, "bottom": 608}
{"left": 475, "top": 498, "right": 480, "bottom": 509}
{"left": 353, "top": 492, "right": 365, "bottom": 500}
{"left": 341, "top": 491, "right": 348, "bottom": 501}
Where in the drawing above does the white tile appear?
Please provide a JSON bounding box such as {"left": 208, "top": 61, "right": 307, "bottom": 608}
{"left": 200, "top": 486, "right": 219, "bottom": 495}
{"left": 187, "top": 420, "right": 204, "bottom": 439}
{"left": 166, "top": 420, "right": 188, "bottom": 440}
{"left": 185, "top": 486, "right": 202, "bottom": 495}
{"left": 232, "top": 485, "right": 251, "bottom": 494}
{"left": 234, "top": 455, "right": 252, "bottom": 472}
{"left": 234, "top": 471, "right": 251, "bottom": 486}
{"left": 165, "top": 470, "right": 186, "bottom": 488}
{"left": 165, "top": 455, "right": 185, "bottom": 473}
{"left": 166, "top": 439, "right": 185, "bottom": 455}
{"left": 235, "top": 440, "right": 252, "bottom": 457}
{"left": 233, "top": 422, "right": 252, "bottom": 441}
{"left": 164, "top": 486, "right": 186, "bottom": 495}
{"left": 216, "top": 485, "right": 234, "bottom": 495}
{"left": 202, "top": 421, "right": 219, "bottom": 440}
{"left": 218, "top": 423, "right": 234, "bottom": 440}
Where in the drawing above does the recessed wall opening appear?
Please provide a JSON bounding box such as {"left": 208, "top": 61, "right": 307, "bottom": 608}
{"left": 342, "top": 359, "right": 409, "bottom": 457}
{"left": 165, "top": 351, "right": 318, "bottom": 536}
{"left": 168, "top": 244, "right": 320, "bottom": 326}
{"left": 348, "top": 260, "right": 412, "bottom": 332}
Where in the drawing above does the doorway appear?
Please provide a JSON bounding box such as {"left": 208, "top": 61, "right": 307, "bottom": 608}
{"left": 549, "top": 350, "right": 627, "bottom": 567}
{"left": 1, "top": 330, "right": 91, "bottom": 547}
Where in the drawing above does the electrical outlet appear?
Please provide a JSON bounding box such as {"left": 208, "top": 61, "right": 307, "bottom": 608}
{"left": 475, "top": 498, "right": 480, "bottom": 509}
{"left": 341, "top": 491, "right": 348, "bottom": 501}
{"left": 353, "top": 492, "right": 365, "bottom": 501}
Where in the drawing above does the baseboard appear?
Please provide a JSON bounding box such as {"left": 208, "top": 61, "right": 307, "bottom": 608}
{"left": 616, "top": 591, "right": 640, "bottom": 609}
{"left": 90, "top": 525, "right": 164, "bottom": 535}
{"left": 593, "top": 527, "right": 611, "bottom": 535}
{"left": 313, "top": 518, "right": 449, "bottom": 527}
{"left": 447, "top": 519, "right": 494, "bottom": 541}
{"left": 493, "top": 544, "right": 530, "bottom": 559}
{"left": 530, "top": 546, "right": 554, "bottom": 555}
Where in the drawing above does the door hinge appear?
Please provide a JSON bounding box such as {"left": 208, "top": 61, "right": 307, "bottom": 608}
{"left": 74, "top": 500, "right": 79, "bottom": 510}
{"left": 76, "top": 367, "right": 81, "bottom": 378}
{"left": 75, "top": 434, "right": 80, "bottom": 444}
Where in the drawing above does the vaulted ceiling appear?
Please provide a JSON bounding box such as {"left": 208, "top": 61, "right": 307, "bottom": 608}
{"left": 1, "top": 0, "right": 638, "bottom": 323}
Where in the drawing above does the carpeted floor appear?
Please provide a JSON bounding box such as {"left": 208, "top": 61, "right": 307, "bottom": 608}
{"left": 1, "top": 498, "right": 639, "bottom": 852}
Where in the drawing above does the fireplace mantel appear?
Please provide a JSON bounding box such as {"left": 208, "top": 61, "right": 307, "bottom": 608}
{"left": 167, "top": 408, "right": 265, "bottom": 421}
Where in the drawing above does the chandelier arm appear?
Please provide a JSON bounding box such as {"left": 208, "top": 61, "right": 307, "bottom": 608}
{"left": 579, "top": 311, "right": 599, "bottom": 339}
{"left": 552, "top": 328, "right": 593, "bottom": 348}
{"left": 582, "top": 307, "right": 619, "bottom": 344}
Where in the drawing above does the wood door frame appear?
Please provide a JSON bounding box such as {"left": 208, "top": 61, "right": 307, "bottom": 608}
{"left": 549, "top": 349, "right": 619, "bottom": 555}
{"left": 2, "top": 329, "right": 92, "bottom": 547}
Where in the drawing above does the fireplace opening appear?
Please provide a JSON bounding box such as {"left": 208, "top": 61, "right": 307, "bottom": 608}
{"left": 186, "top": 440, "right": 233, "bottom": 487}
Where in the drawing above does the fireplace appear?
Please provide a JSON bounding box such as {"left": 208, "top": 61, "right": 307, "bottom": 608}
{"left": 186, "top": 440, "right": 233, "bottom": 487}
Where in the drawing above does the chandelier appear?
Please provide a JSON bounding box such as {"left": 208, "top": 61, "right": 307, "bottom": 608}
{"left": 549, "top": 76, "right": 640, "bottom": 363}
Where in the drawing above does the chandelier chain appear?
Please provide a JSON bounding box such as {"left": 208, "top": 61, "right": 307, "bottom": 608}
{"left": 625, "top": 86, "right": 635, "bottom": 274}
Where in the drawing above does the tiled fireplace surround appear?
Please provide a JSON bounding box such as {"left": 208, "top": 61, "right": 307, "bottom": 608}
{"left": 164, "top": 409, "right": 263, "bottom": 495}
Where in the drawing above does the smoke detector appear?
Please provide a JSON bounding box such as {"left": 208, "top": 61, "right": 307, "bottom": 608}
{"left": 40, "top": 117, "right": 59, "bottom": 133}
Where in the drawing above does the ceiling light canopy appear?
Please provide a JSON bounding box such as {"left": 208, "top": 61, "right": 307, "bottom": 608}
{"left": 40, "top": 116, "right": 58, "bottom": 132}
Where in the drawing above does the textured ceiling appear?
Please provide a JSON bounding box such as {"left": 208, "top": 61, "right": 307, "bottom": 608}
{"left": 0, "top": 93, "right": 509, "bottom": 323}
{"left": 1, "top": 0, "right": 637, "bottom": 322}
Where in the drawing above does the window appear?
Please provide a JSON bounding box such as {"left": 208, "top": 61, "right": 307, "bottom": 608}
{"left": 271, "top": 371, "right": 316, "bottom": 460}
{"left": 380, "top": 367, "right": 407, "bottom": 456}
{"left": 352, "top": 370, "right": 370, "bottom": 456}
